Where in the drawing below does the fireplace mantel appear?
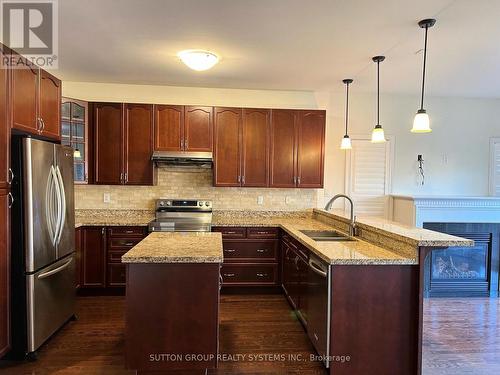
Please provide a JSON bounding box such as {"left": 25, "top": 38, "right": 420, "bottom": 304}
{"left": 391, "top": 195, "right": 500, "bottom": 227}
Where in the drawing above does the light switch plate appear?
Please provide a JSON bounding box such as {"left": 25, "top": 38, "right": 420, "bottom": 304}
{"left": 257, "top": 196, "right": 264, "bottom": 205}
{"left": 103, "top": 192, "right": 111, "bottom": 203}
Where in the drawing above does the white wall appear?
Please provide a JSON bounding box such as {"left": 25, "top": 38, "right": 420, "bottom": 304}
{"left": 63, "top": 81, "right": 500, "bottom": 209}
{"left": 323, "top": 92, "right": 500, "bottom": 205}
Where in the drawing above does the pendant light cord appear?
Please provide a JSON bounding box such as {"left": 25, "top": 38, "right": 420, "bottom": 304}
{"left": 345, "top": 82, "right": 349, "bottom": 135}
{"left": 420, "top": 25, "right": 429, "bottom": 110}
{"left": 376, "top": 60, "right": 380, "bottom": 125}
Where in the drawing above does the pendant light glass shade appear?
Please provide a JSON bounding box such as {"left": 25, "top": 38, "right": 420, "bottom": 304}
{"left": 411, "top": 109, "right": 431, "bottom": 133}
{"left": 340, "top": 78, "right": 353, "bottom": 150}
{"left": 371, "top": 56, "right": 386, "bottom": 143}
{"left": 340, "top": 135, "right": 352, "bottom": 150}
{"left": 371, "top": 125, "right": 386, "bottom": 143}
{"left": 412, "top": 19, "right": 436, "bottom": 133}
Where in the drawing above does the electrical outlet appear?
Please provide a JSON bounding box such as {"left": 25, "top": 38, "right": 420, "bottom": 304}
{"left": 257, "top": 196, "right": 264, "bottom": 205}
{"left": 285, "top": 196, "right": 292, "bottom": 204}
{"left": 103, "top": 193, "right": 111, "bottom": 203}
{"left": 442, "top": 154, "right": 448, "bottom": 164}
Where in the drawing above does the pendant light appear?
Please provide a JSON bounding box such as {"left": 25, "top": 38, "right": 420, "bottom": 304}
{"left": 412, "top": 18, "right": 436, "bottom": 133}
{"left": 371, "top": 56, "right": 386, "bottom": 143}
{"left": 340, "top": 78, "right": 353, "bottom": 150}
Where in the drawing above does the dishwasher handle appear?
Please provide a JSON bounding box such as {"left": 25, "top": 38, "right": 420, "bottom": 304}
{"left": 309, "top": 258, "right": 328, "bottom": 278}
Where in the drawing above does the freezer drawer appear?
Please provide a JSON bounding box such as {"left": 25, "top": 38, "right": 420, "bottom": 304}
{"left": 26, "top": 254, "right": 76, "bottom": 352}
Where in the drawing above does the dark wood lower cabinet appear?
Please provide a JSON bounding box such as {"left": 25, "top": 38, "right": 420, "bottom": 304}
{"left": 0, "top": 191, "right": 10, "bottom": 358}
{"left": 77, "top": 226, "right": 147, "bottom": 290}
{"left": 125, "top": 262, "right": 220, "bottom": 373}
{"left": 80, "top": 226, "right": 107, "bottom": 288}
{"left": 213, "top": 226, "right": 279, "bottom": 287}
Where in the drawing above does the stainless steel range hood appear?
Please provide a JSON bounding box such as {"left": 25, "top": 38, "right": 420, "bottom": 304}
{"left": 151, "top": 151, "right": 213, "bottom": 168}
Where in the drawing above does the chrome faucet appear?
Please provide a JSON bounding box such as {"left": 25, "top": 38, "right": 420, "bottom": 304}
{"left": 324, "top": 194, "right": 357, "bottom": 236}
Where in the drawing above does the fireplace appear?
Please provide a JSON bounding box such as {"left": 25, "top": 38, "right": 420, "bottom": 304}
{"left": 423, "top": 223, "right": 495, "bottom": 297}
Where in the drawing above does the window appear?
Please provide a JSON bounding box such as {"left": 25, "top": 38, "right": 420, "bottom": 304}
{"left": 489, "top": 138, "right": 500, "bottom": 196}
{"left": 61, "top": 98, "right": 88, "bottom": 183}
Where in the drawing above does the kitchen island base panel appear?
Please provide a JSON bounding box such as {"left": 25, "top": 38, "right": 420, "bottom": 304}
{"left": 125, "top": 263, "right": 220, "bottom": 373}
{"left": 329, "top": 264, "right": 420, "bottom": 375}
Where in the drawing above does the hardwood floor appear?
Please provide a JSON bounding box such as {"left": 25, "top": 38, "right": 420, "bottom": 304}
{"left": 0, "top": 295, "right": 498, "bottom": 374}
{"left": 422, "top": 298, "right": 500, "bottom": 375}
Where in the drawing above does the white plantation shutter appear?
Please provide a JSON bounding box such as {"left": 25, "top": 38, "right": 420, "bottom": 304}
{"left": 490, "top": 139, "right": 500, "bottom": 196}
{"left": 346, "top": 139, "right": 392, "bottom": 218}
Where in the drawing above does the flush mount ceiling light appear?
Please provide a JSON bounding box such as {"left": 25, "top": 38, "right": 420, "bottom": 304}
{"left": 412, "top": 18, "right": 436, "bottom": 133}
{"left": 177, "top": 50, "right": 219, "bottom": 71}
{"left": 340, "top": 78, "right": 353, "bottom": 150}
{"left": 371, "top": 56, "right": 386, "bottom": 143}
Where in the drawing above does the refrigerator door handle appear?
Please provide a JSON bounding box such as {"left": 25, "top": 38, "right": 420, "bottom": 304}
{"left": 52, "top": 165, "right": 63, "bottom": 248}
{"left": 37, "top": 257, "right": 73, "bottom": 279}
{"left": 55, "top": 165, "right": 66, "bottom": 245}
{"left": 45, "top": 166, "right": 58, "bottom": 246}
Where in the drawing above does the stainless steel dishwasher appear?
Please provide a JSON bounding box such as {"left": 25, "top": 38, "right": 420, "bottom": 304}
{"left": 306, "top": 253, "right": 331, "bottom": 367}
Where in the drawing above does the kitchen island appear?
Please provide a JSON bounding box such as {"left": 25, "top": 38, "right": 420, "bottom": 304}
{"left": 121, "top": 232, "right": 223, "bottom": 374}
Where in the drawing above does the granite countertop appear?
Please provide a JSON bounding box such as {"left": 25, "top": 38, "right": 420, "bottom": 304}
{"left": 121, "top": 232, "right": 223, "bottom": 264}
{"left": 77, "top": 208, "right": 473, "bottom": 266}
{"left": 212, "top": 214, "right": 416, "bottom": 265}
{"left": 75, "top": 209, "right": 154, "bottom": 228}
{"left": 312, "top": 209, "right": 474, "bottom": 248}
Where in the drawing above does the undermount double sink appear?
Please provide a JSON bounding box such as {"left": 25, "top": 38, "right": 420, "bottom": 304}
{"left": 300, "top": 230, "right": 356, "bottom": 242}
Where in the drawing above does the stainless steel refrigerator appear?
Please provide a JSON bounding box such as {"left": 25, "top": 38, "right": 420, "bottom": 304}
{"left": 10, "top": 136, "right": 76, "bottom": 359}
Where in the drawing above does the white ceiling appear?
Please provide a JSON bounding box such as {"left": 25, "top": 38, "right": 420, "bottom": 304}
{"left": 56, "top": 0, "right": 500, "bottom": 97}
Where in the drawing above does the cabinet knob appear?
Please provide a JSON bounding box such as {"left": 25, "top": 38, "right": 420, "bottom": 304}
{"left": 223, "top": 273, "right": 235, "bottom": 277}
{"left": 224, "top": 249, "right": 236, "bottom": 253}
{"left": 256, "top": 249, "right": 267, "bottom": 253}
{"left": 256, "top": 273, "right": 268, "bottom": 278}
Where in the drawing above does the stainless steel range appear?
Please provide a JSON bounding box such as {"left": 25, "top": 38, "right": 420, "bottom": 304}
{"left": 148, "top": 199, "right": 213, "bottom": 232}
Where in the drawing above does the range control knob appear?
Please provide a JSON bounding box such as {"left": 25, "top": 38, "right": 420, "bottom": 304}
{"left": 198, "top": 201, "right": 203, "bottom": 206}
{"left": 205, "top": 201, "right": 210, "bottom": 207}
{"left": 159, "top": 201, "right": 165, "bottom": 206}
{"left": 166, "top": 201, "right": 171, "bottom": 206}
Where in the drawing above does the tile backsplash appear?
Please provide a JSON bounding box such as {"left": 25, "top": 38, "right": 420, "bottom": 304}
{"left": 75, "top": 168, "right": 322, "bottom": 211}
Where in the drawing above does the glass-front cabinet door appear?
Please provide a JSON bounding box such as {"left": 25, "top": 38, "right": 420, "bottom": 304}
{"left": 61, "top": 98, "right": 88, "bottom": 183}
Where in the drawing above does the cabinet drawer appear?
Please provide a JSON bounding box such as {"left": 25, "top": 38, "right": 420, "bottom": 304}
{"left": 108, "top": 250, "right": 127, "bottom": 263}
{"left": 107, "top": 264, "right": 126, "bottom": 287}
{"left": 212, "top": 227, "right": 246, "bottom": 239}
{"left": 107, "top": 226, "right": 147, "bottom": 237}
{"left": 221, "top": 264, "right": 278, "bottom": 285}
{"left": 108, "top": 237, "right": 143, "bottom": 250}
{"left": 247, "top": 227, "right": 279, "bottom": 239}
{"left": 223, "top": 240, "right": 278, "bottom": 262}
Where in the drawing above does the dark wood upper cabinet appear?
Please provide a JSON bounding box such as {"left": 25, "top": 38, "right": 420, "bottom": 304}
{"left": 0, "top": 46, "right": 10, "bottom": 190}
{"left": 184, "top": 106, "right": 213, "bottom": 152}
{"left": 38, "top": 70, "right": 61, "bottom": 140}
{"left": 270, "top": 109, "right": 297, "bottom": 188}
{"left": 93, "top": 103, "right": 123, "bottom": 185}
{"left": 124, "top": 104, "right": 154, "bottom": 185}
{"left": 153, "top": 105, "right": 213, "bottom": 153}
{"left": 0, "top": 191, "right": 10, "bottom": 358}
{"left": 154, "top": 105, "right": 183, "bottom": 151}
{"left": 214, "top": 107, "right": 241, "bottom": 187}
{"left": 297, "top": 110, "right": 325, "bottom": 188}
{"left": 11, "top": 57, "right": 38, "bottom": 134}
{"left": 10, "top": 50, "right": 61, "bottom": 140}
{"left": 81, "top": 227, "right": 106, "bottom": 288}
{"left": 241, "top": 108, "right": 269, "bottom": 187}
{"left": 93, "top": 102, "right": 155, "bottom": 186}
